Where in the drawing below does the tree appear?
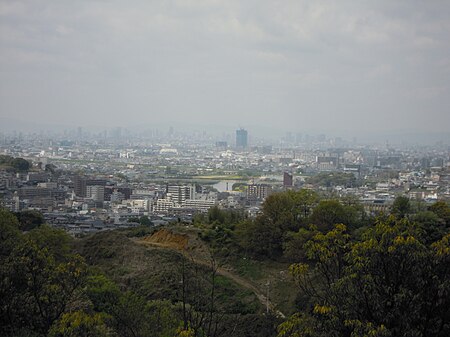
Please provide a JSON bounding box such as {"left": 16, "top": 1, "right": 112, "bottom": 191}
{"left": 428, "top": 201, "right": 450, "bottom": 226}
{"left": 48, "top": 311, "right": 111, "bottom": 337}
{"left": 306, "top": 172, "right": 359, "bottom": 188}
{"left": 139, "top": 215, "right": 152, "bottom": 226}
{"left": 11, "top": 157, "right": 31, "bottom": 171}
{"left": 262, "top": 190, "right": 318, "bottom": 232}
{"left": 0, "top": 208, "right": 21, "bottom": 258}
{"left": 16, "top": 210, "right": 45, "bottom": 231}
{"left": 391, "top": 196, "right": 411, "bottom": 218}
{"left": 281, "top": 218, "right": 450, "bottom": 337}
{"left": 0, "top": 210, "right": 87, "bottom": 336}
{"left": 86, "top": 274, "right": 179, "bottom": 337}
{"left": 85, "top": 274, "right": 121, "bottom": 313}
{"left": 283, "top": 227, "right": 318, "bottom": 262}
{"left": 235, "top": 190, "right": 320, "bottom": 259}
{"left": 412, "top": 211, "right": 448, "bottom": 244}
{"left": 26, "top": 224, "right": 72, "bottom": 262}
{"left": 176, "top": 250, "right": 227, "bottom": 337}
{"left": 110, "top": 291, "right": 151, "bottom": 337}
{"left": 309, "top": 200, "right": 360, "bottom": 232}
{"left": 0, "top": 209, "right": 23, "bottom": 335}
{"left": 236, "top": 217, "right": 283, "bottom": 258}
{"left": 2, "top": 239, "right": 87, "bottom": 335}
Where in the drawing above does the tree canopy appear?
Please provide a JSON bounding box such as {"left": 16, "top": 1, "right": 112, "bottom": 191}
{"left": 279, "top": 218, "right": 450, "bottom": 337}
{"left": 0, "top": 155, "right": 31, "bottom": 172}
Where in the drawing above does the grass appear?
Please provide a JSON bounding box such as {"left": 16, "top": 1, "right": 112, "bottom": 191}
{"left": 234, "top": 258, "right": 264, "bottom": 280}
{"left": 75, "top": 230, "right": 262, "bottom": 314}
{"left": 228, "top": 257, "right": 298, "bottom": 315}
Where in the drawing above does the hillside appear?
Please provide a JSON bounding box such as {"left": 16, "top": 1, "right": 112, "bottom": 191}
{"left": 75, "top": 229, "right": 264, "bottom": 315}
{"left": 138, "top": 226, "right": 297, "bottom": 316}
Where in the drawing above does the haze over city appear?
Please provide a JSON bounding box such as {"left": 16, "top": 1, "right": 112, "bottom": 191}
{"left": 1, "top": 1, "right": 450, "bottom": 142}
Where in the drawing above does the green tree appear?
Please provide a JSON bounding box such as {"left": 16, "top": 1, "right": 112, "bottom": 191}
{"left": 11, "top": 157, "right": 31, "bottom": 171}
{"left": 236, "top": 217, "right": 283, "bottom": 258}
{"left": 139, "top": 215, "right": 152, "bottom": 226}
{"left": 428, "top": 201, "right": 450, "bottom": 226}
{"left": 0, "top": 209, "right": 23, "bottom": 335}
{"left": 16, "top": 210, "right": 45, "bottom": 231}
{"left": 0, "top": 210, "right": 87, "bottom": 336}
{"left": 85, "top": 274, "right": 121, "bottom": 313}
{"left": 146, "top": 300, "right": 179, "bottom": 337}
{"left": 48, "top": 311, "right": 111, "bottom": 337}
{"left": 309, "top": 200, "right": 360, "bottom": 231}
{"left": 206, "top": 206, "right": 245, "bottom": 226}
{"left": 283, "top": 227, "right": 318, "bottom": 262}
{"left": 110, "top": 291, "right": 151, "bottom": 337}
{"left": 2, "top": 239, "right": 87, "bottom": 335}
{"left": 261, "top": 191, "right": 298, "bottom": 231}
{"left": 412, "top": 211, "right": 448, "bottom": 244}
{"left": 306, "top": 172, "right": 359, "bottom": 188}
{"left": 0, "top": 208, "right": 21, "bottom": 257}
{"left": 391, "top": 196, "right": 411, "bottom": 218}
{"left": 27, "top": 224, "right": 72, "bottom": 262}
{"left": 281, "top": 218, "right": 450, "bottom": 337}
{"left": 236, "top": 190, "right": 319, "bottom": 259}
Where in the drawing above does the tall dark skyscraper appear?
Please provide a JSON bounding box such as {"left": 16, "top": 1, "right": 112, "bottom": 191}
{"left": 283, "top": 172, "right": 293, "bottom": 188}
{"left": 236, "top": 128, "right": 248, "bottom": 148}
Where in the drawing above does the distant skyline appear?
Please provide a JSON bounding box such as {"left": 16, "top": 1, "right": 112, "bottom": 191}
{"left": 1, "top": 1, "right": 450, "bottom": 139}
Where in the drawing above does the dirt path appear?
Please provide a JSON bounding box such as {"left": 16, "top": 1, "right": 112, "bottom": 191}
{"left": 136, "top": 238, "right": 285, "bottom": 318}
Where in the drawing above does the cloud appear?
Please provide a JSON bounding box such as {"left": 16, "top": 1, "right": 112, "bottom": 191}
{"left": 0, "top": 0, "right": 449, "bottom": 136}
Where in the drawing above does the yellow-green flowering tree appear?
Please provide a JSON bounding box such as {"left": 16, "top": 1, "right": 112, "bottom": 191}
{"left": 279, "top": 217, "right": 450, "bottom": 337}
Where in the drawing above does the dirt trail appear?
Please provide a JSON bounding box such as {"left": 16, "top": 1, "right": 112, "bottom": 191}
{"left": 136, "top": 230, "right": 285, "bottom": 318}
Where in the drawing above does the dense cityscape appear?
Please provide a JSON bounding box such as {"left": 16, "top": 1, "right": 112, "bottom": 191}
{"left": 1, "top": 127, "right": 448, "bottom": 235}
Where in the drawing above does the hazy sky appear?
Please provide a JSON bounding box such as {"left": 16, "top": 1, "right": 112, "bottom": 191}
{"left": 1, "top": 0, "right": 449, "bottom": 137}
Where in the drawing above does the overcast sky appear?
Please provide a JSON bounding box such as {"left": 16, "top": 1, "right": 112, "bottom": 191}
{"left": 0, "top": 0, "right": 449, "bottom": 138}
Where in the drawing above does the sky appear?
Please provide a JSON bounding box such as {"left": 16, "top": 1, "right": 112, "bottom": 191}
{"left": 0, "top": 0, "right": 449, "bottom": 139}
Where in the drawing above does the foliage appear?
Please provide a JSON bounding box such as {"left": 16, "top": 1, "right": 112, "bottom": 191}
{"left": 236, "top": 190, "right": 320, "bottom": 259}
{"left": 124, "top": 225, "right": 155, "bottom": 237}
{"left": 1, "top": 208, "right": 267, "bottom": 337}
{"left": 262, "top": 190, "right": 319, "bottom": 231}
{"left": 412, "top": 211, "right": 448, "bottom": 244}
{"left": 26, "top": 224, "right": 73, "bottom": 261}
{"left": 0, "top": 208, "right": 21, "bottom": 257}
{"left": 85, "top": 274, "right": 121, "bottom": 313}
{"left": 0, "top": 155, "right": 31, "bottom": 172}
{"left": 309, "top": 200, "right": 363, "bottom": 232}
{"left": 283, "top": 227, "right": 318, "bottom": 262}
{"left": 428, "top": 201, "right": 450, "bottom": 225}
{"left": 391, "top": 196, "right": 411, "bottom": 218}
{"left": 48, "top": 311, "right": 111, "bottom": 337}
{"left": 85, "top": 273, "right": 180, "bottom": 337}
{"left": 196, "top": 206, "right": 245, "bottom": 258}
{"left": 0, "top": 210, "right": 87, "bottom": 336}
{"left": 282, "top": 218, "right": 450, "bottom": 337}
{"left": 140, "top": 215, "right": 153, "bottom": 226}
{"left": 15, "top": 210, "right": 45, "bottom": 231}
{"left": 306, "top": 172, "right": 360, "bottom": 188}
{"left": 236, "top": 217, "right": 284, "bottom": 259}
{"left": 195, "top": 206, "right": 245, "bottom": 227}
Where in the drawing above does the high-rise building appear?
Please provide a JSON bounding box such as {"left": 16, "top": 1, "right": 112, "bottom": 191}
{"left": 73, "top": 175, "right": 87, "bottom": 197}
{"left": 247, "top": 184, "right": 272, "bottom": 201}
{"left": 167, "top": 185, "right": 195, "bottom": 206}
{"left": 86, "top": 185, "right": 105, "bottom": 202}
{"left": 236, "top": 128, "right": 248, "bottom": 148}
{"left": 283, "top": 172, "right": 293, "bottom": 188}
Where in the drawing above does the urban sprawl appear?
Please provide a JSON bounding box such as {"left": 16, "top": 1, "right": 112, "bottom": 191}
{"left": 1, "top": 127, "right": 449, "bottom": 235}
